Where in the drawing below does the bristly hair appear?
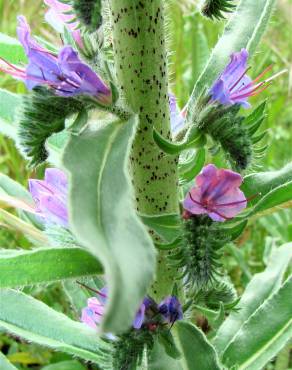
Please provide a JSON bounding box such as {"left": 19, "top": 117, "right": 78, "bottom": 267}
{"left": 205, "top": 106, "right": 253, "bottom": 171}
{"left": 201, "top": 0, "right": 236, "bottom": 20}
{"left": 18, "top": 87, "right": 85, "bottom": 167}
{"left": 73, "top": 0, "right": 102, "bottom": 32}
{"left": 193, "top": 279, "right": 238, "bottom": 310}
{"left": 169, "top": 215, "right": 229, "bottom": 290}
{"left": 112, "top": 329, "right": 154, "bottom": 370}
{"left": 196, "top": 103, "right": 267, "bottom": 172}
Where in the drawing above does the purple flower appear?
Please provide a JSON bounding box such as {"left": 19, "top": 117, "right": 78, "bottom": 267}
{"left": 81, "top": 287, "right": 152, "bottom": 330}
{"left": 184, "top": 164, "right": 247, "bottom": 222}
{"left": 0, "top": 16, "right": 111, "bottom": 104}
{"left": 44, "top": 0, "right": 83, "bottom": 49}
{"left": 132, "top": 297, "right": 154, "bottom": 329}
{"left": 158, "top": 296, "right": 183, "bottom": 324}
{"left": 169, "top": 93, "right": 186, "bottom": 134}
{"left": 29, "top": 168, "right": 68, "bottom": 228}
{"left": 210, "top": 48, "right": 272, "bottom": 108}
{"left": 81, "top": 297, "right": 105, "bottom": 329}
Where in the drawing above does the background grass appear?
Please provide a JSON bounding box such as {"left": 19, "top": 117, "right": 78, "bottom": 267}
{"left": 0, "top": 0, "right": 291, "bottom": 368}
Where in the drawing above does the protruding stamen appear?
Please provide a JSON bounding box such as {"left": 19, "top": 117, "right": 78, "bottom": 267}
{"left": 229, "top": 67, "right": 251, "bottom": 92}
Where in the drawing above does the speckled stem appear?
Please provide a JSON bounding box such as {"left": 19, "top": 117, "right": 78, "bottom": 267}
{"left": 109, "top": 1, "right": 179, "bottom": 298}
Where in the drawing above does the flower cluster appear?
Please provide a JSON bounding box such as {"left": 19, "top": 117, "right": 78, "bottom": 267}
{"left": 81, "top": 288, "right": 183, "bottom": 331}
{"left": 0, "top": 16, "right": 111, "bottom": 103}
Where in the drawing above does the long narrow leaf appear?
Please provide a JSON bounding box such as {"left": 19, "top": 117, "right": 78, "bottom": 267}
{"left": 63, "top": 117, "right": 156, "bottom": 333}
{"left": 0, "top": 247, "right": 103, "bottom": 288}
{"left": 0, "top": 289, "right": 111, "bottom": 365}
{"left": 222, "top": 277, "right": 292, "bottom": 370}
{"left": 213, "top": 243, "right": 292, "bottom": 354}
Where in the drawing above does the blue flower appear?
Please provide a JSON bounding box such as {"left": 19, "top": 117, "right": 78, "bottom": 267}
{"left": 210, "top": 48, "right": 272, "bottom": 108}
{"left": 158, "top": 296, "right": 183, "bottom": 324}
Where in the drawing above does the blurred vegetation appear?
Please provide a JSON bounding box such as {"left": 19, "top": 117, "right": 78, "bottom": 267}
{"left": 0, "top": 0, "right": 291, "bottom": 368}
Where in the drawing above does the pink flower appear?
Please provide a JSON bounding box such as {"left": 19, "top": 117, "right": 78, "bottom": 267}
{"left": 44, "top": 0, "right": 83, "bottom": 49}
{"left": 81, "top": 297, "right": 106, "bottom": 329}
{"left": 183, "top": 164, "right": 247, "bottom": 222}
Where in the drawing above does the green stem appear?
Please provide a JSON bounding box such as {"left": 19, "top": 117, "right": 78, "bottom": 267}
{"left": 109, "top": 0, "right": 179, "bottom": 298}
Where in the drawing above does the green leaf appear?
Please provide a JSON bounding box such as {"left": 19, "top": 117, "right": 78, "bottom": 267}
{"left": 158, "top": 330, "right": 181, "bottom": 360}
{"left": 0, "top": 33, "right": 27, "bottom": 64}
{"left": 0, "top": 289, "right": 111, "bottom": 364}
{"left": 242, "top": 162, "right": 292, "bottom": 202}
{"left": 213, "top": 243, "right": 292, "bottom": 355}
{"left": 140, "top": 213, "right": 182, "bottom": 243}
{"left": 0, "top": 173, "right": 32, "bottom": 204}
{"left": 248, "top": 181, "right": 292, "bottom": 216}
{"left": 148, "top": 339, "right": 183, "bottom": 370}
{"left": 222, "top": 276, "right": 292, "bottom": 370}
{"left": 0, "top": 247, "right": 103, "bottom": 288}
{"left": 42, "top": 360, "right": 86, "bottom": 370}
{"left": 0, "top": 352, "right": 18, "bottom": 370}
{"left": 190, "top": 0, "right": 276, "bottom": 102}
{"left": 0, "top": 209, "right": 47, "bottom": 245}
{"left": 153, "top": 128, "right": 205, "bottom": 155}
{"left": 0, "top": 89, "right": 22, "bottom": 141}
{"left": 0, "top": 172, "right": 39, "bottom": 227}
{"left": 174, "top": 321, "right": 222, "bottom": 370}
{"left": 179, "top": 148, "right": 206, "bottom": 185}
{"left": 62, "top": 116, "right": 156, "bottom": 333}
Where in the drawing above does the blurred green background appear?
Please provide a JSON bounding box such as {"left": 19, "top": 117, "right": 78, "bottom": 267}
{"left": 0, "top": 0, "right": 291, "bottom": 368}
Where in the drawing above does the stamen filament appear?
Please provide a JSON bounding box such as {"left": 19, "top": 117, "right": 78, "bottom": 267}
{"left": 76, "top": 281, "right": 107, "bottom": 299}
{"left": 229, "top": 67, "right": 251, "bottom": 92}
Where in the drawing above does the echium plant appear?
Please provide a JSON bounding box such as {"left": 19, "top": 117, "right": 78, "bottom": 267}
{"left": 0, "top": 0, "right": 291, "bottom": 369}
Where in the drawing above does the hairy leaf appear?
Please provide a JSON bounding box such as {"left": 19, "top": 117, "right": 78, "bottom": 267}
{"left": 0, "top": 89, "right": 21, "bottom": 141}
{"left": 174, "top": 321, "right": 221, "bottom": 370}
{"left": 213, "top": 243, "right": 292, "bottom": 354}
{"left": 63, "top": 116, "right": 156, "bottom": 333}
{"left": 0, "top": 289, "right": 111, "bottom": 364}
{"left": 0, "top": 247, "right": 103, "bottom": 288}
{"left": 222, "top": 277, "right": 292, "bottom": 370}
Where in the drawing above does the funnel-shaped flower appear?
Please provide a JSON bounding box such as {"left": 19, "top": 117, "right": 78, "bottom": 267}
{"left": 210, "top": 48, "right": 272, "bottom": 108}
{"left": 184, "top": 164, "right": 247, "bottom": 222}
{"left": 44, "top": 0, "right": 83, "bottom": 49}
{"left": 0, "top": 16, "right": 111, "bottom": 103}
{"left": 29, "top": 168, "right": 68, "bottom": 228}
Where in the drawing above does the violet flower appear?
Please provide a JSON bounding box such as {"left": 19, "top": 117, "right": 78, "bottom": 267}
{"left": 210, "top": 48, "right": 273, "bottom": 108}
{"left": 183, "top": 164, "right": 247, "bottom": 222}
{"left": 81, "top": 288, "right": 153, "bottom": 331}
{"left": 0, "top": 16, "right": 111, "bottom": 104}
{"left": 81, "top": 287, "right": 183, "bottom": 331}
{"left": 169, "top": 93, "right": 186, "bottom": 134}
{"left": 158, "top": 296, "right": 183, "bottom": 324}
{"left": 44, "top": 0, "right": 83, "bottom": 49}
{"left": 29, "top": 168, "right": 68, "bottom": 228}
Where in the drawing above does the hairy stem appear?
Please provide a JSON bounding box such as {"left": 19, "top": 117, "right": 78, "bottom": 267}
{"left": 109, "top": 0, "right": 179, "bottom": 298}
